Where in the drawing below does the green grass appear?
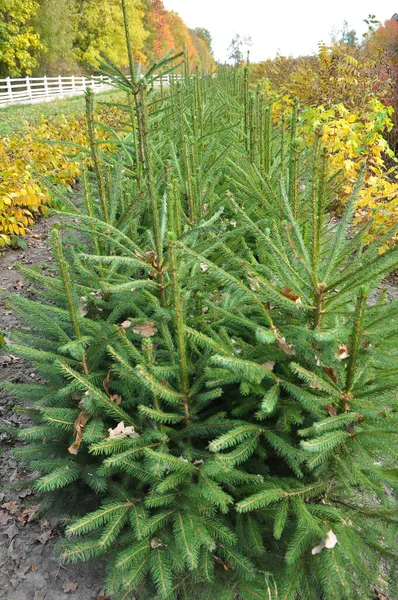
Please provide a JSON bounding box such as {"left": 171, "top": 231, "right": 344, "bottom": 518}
{"left": 0, "top": 89, "right": 124, "bottom": 137}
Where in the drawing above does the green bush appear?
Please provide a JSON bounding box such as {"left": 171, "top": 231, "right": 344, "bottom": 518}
{"left": 2, "top": 56, "right": 398, "bottom": 600}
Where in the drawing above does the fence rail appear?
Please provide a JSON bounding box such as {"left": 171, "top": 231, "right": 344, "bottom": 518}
{"left": 0, "top": 74, "right": 174, "bottom": 108}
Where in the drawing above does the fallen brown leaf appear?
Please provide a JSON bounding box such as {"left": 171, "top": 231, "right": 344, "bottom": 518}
{"left": 108, "top": 422, "right": 139, "bottom": 440}
{"left": 17, "top": 504, "right": 40, "bottom": 524}
{"left": 1, "top": 501, "right": 19, "bottom": 514}
{"left": 68, "top": 410, "right": 90, "bottom": 455}
{"left": 0, "top": 509, "right": 12, "bottom": 525}
{"left": 133, "top": 321, "right": 157, "bottom": 337}
{"left": 63, "top": 577, "right": 79, "bottom": 593}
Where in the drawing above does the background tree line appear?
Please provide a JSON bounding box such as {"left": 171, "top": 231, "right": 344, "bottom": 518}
{"left": 0, "top": 0, "right": 215, "bottom": 77}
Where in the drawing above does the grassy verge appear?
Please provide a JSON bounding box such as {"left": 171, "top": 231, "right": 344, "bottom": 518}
{"left": 0, "top": 89, "right": 124, "bottom": 137}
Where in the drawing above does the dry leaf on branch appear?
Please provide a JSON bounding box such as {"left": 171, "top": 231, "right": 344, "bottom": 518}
{"left": 120, "top": 320, "right": 131, "bottom": 329}
{"left": 338, "top": 345, "right": 350, "bottom": 360}
{"left": 132, "top": 321, "right": 157, "bottom": 337}
{"left": 262, "top": 361, "right": 275, "bottom": 371}
{"left": 150, "top": 537, "right": 163, "bottom": 549}
{"left": 68, "top": 410, "right": 90, "bottom": 455}
{"left": 281, "top": 286, "right": 302, "bottom": 305}
{"left": 311, "top": 530, "right": 338, "bottom": 555}
{"left": 110, "top": 394, "right": 122, "bottom": 405}
{"left": 107, "top": 422, "right": 140, "bottom": 440}
{"left": 275, "top": 331, "right": 296, "bottom": 356}
{"left": 325, "top": 404, "right": 337, "bottom": 416}
{"left": 247, "top": 275, "right": 260, "bottom": 292}
{"left": 323, "top": 366, "right": 338, "bottom": 384}
{"left": 79, "top": 296, "right": 88, "bottom": 317}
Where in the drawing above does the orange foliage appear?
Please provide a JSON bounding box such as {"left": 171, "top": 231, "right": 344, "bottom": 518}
{"left": 166, "top": 11, "right": 198, "bottom": 68}
{"left": 143, "top": 0, "right": 175, "bottom": 62}
{"left": 367, "top": 16, "right": 398, "bottom": 149}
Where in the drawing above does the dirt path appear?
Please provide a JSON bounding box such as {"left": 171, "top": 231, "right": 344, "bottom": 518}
{"left": 0, "top": 216, "right": 109, "bottom": 600}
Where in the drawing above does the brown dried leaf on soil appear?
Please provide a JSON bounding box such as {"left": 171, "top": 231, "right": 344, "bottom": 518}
{"left": 63, "top": 577, "right": 79, "bottom": 593}
{"left": 17, "top": 503, "right": 40, "bottom": 525}
{"left": 0, "top": 509, "right": 13, "bottom": 525}
{"left": 1, "top": 501, "right": 19, "bottom": 514}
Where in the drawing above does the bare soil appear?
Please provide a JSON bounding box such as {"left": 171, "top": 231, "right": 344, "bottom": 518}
{"left": 0, "top": 216, "right": 109, "bottom": 600}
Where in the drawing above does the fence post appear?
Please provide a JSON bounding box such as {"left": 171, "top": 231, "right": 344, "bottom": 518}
{"left": 26, "top": 76, "right": 32, "bottom": 100}
{"left": 44, "top": 75, "right": 49, "bottom": 98}
{"left": 83, "top": 76, "right": 86, "bottom": 91}
{"left": 58, "top": 74, "right": 62, "bottom": 96}
{"left": 72, "top": 74, "right": 75, "bottom": 93}
{"left": 6, "top": 76, "right": 12, "bottom": 103}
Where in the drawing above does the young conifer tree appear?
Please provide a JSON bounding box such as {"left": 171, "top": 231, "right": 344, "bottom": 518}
{"left": 1, "top": 4, "right": 397, "bottom": 599}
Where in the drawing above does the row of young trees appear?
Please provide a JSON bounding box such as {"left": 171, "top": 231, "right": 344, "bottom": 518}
{"left": 0, "top": 0, "right": 215, "bottom": 77}
{"left": 3, "top": 13, "right": 398, "bottom": 596}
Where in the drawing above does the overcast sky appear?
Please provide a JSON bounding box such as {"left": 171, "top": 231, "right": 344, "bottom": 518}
{"left": 163, "top": 0, "right": 397, "bottom": 62}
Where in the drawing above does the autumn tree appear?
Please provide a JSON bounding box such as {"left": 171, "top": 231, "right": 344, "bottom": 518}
{"left": 194, "top": 27, "right": 212, "bottom": 53}
{"left": 142, "top": 0, "right": 175, "bottom": 63}
{"left": 366, "top": 15, "right": 398, "bottom": 148}
{"left": 73, "top": 0, "right": 147, "bottom": 69}
{"left": 190, "top": 28, "right": 215, "bottom": 72}
{"left": 166, "top": 10, "right": 198, "bottom": 68}
{"left": 33, "top": 0, "right": 76, "bottom": 75}
{"left": 0, "top": 0, "right": 43, "bottom": 77}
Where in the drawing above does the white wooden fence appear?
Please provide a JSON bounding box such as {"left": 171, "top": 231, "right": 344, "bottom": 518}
{"left": 0, "top": 74, "right": 175, "bottom": 108}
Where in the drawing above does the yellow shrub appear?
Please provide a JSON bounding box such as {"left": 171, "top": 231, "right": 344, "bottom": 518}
{"left": 252, "top": 41, "right": 392, "bottom": 112}
{"left": 275, "top": 98, "right": 398, "bottom": 245}
{"left": 0, "top": 105, "right": 125, "bottom": 247}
